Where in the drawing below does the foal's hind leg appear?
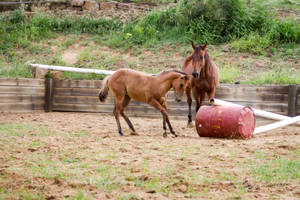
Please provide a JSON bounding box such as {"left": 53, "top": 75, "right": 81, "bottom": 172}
{"left": 121, "top": 95, "right": 137, "bottom": 135}
{"left": 113, "top": 97, "right": 124, "bottom": 136}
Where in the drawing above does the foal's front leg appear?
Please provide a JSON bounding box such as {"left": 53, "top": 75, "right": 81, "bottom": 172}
{"left": 161, "top": 100, "right": 168, "bottom": 137}
{"left": 149, "top": 98, "right": 177, "bottom": 137}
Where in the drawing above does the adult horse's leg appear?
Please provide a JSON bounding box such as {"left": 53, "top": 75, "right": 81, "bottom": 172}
{"left": 186, "top": 86, "right": 193, "bottom": 124}
{"left": 192, "top": 87, "right": 201, "bottom": 113}
{"left": 113, "top": 96, "right": 125, "bottom": 136}
{"left": 199, "top": 90, "right": 206, "bottom": 108}
{"left": 120, "top": 95, "right": 136, "bottom": 134}
{"left": 207, "top": 87, "right": 216, "bottom": 105}
{"left": 148, "top": 98, "right": 178, "bottom": 137}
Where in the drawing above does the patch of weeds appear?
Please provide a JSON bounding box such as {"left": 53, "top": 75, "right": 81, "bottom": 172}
{"left": 77, "top": 48, "right": 95, "bottom": 63}
{"left": 85, "top": 164, "right": 124, "bottom": 192}
{"left": 144, "top": 177, "right": 160, "bottom": 193}
{"left": 0, "top": 188, "right": 45, "bottom": 200}
{"left": 269, "top": 43, "right": 300, "bottom": 59}
{"left": 0, "top": 123, "right": 53, "bottom": 137}
{"left": 219, "top": 65, "right": 240, "bottom": 83}
{"left": 62, "top": 35, "right": 80, "bottom": 49}
{"left": 62, "top": 71, "right": 103, "bottom": 80}
{"left": 247, "top": 65, "right": 300, "bottom": 85}
{"left": 27, "top": 158, "right": 65, "bottom": 179}
{"left": 231, "top": 33, "right": 271, "bottom": 55}
{"left": 75, "top": 130, "right": 86, "bottom": 137}
{"left": 117, "top": 194, "right": 139, "bottom": 200}
{"left": 216, "top": 171, "right": 238, "bottom": 182}
{"left": 251, "top": 158, "right": 300, "bottom": 184}
{"left": 0, "top": 62, "right": 32, "bottom": 78}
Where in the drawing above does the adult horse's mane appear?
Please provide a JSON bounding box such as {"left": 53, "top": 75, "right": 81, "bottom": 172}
{"left": 203, "top": 51, "right": 218, "bottom": 86}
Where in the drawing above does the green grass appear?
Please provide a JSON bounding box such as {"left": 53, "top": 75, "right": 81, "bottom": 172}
{"left": 0, "top": 123, "right": 53, "bottom": 137}
{"left": 219, "top": 65, "right": 240, "bottom": 83}
{"left": 252, "top": 158, "right": 300, "bottom": 184}
{"left": 246, "top": 65, "right": 300, "bottom": 85}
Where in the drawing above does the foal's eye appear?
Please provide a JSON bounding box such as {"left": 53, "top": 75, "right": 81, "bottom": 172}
{"left": 179, "top": 83, "right": 184, "bottom": 88}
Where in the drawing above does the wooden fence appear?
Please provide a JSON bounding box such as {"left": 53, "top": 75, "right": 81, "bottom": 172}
{"left": 0, "top": 78, "right": 45, "bottom": 112}
{"left": 0, "top": 78, "right": 299, "bottom": 118}
{"left": 50, "top": 79, "right": 300, "bottom": 118}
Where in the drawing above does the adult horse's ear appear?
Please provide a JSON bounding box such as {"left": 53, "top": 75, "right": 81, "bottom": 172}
{"left": 202, "top": 43, "right": 207, "bottom": 49}
{"left": 192, "top": 42, "right": 196, "bottom": 50}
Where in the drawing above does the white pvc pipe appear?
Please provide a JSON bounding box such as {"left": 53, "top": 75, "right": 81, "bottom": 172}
{"left": 214, "top": 99, "right": 300, "bottom": 125}
{"left": 253, "top": 115, "right": 300, "bottom": 135}
{"left": 29, "top": 64, "right": 115, "bottom": 75}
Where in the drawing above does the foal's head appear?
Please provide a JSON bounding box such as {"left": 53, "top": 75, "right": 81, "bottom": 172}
{"left": 191, "top": 43, "right": 207, "bottom": 78}
{"left": 172, "top": 74, "right": 190, "bottom": 102}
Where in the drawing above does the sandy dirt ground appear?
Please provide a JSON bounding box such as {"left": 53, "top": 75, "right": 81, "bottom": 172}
{"left": 0, "top": 112, "right": 299, "bottom": 200}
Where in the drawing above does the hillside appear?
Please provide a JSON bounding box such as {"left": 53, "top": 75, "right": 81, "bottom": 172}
{"left": 0, "top": 0, "right": 299, "bottom": 84}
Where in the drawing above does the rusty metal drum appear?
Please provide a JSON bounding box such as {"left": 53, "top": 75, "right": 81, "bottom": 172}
{"left": 195, "top": 106, "right": 255, "bottom": 139}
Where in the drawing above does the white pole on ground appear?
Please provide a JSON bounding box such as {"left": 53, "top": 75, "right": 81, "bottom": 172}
{"left": 253, "top": 115, "right": 300, "bottom": 135}
{"left": 214, "top": 99, "right": 300, "bottom": 125}
{"left": 29, "top": 63, "right": 115, "bottom": 75}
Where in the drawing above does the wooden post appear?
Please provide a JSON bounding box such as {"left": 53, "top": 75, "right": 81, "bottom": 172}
{"left": 288, "top": 85, "right": 297, "bottom": 117}
{"left": 45, "top": 78, "right": 53, "bottom": 112}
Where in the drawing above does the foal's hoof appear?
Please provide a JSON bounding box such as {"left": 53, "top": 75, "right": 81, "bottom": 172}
{"left": 187, "top": 122, "right": 194, "bottom": 128}
{"left": 163, "top": 132, "right": 167, "bottom": 138}
{"left": 171, "top": 131, "right": 178, "bottom": 137}
{"left": 130, "top": 131, "right": 139, "bottom": 136}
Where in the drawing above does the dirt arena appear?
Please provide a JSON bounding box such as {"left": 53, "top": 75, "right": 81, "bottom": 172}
{"left": 0, "top": 112, "right": 299, "bottom": 199}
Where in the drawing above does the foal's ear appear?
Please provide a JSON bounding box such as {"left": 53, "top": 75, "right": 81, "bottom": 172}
{"left": 181, "top": 75, "right": 189, "bottom": 81}
{"left": 201, "top": 43, "right": 207, "bottom": 50}
{"left": 192, "top": 42, "right": 196, "bottom": 50}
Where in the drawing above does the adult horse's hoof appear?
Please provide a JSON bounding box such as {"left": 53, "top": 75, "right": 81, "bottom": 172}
{"left": 209, "top": 98, "right": 215, "bottom": 105}
{"left": 130, "top": 131, "right": 139, "bottom": 136}
{"left": 187, "top": 122, "right": 194, "bottom": 128}
{"left": 163, "top": 132, "right": 167, "bottom": 138}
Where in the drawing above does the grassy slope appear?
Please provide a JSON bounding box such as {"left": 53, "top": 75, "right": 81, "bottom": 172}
{"left": 0, "top": 0, "right": 299, "bottom": 84}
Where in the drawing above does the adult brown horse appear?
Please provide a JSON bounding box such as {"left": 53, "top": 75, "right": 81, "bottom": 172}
{"left": 182, "top": 43, "right": 219, "bottom": 124}
{"left": 99, "top": 68, "right": 190, "bottom": 137}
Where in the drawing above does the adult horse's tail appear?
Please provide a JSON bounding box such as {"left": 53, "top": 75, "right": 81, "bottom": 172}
{"left": 99, "top": 76, "right": 110, "bottom": 102}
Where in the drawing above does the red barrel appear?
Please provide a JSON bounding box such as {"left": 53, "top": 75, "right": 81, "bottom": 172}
{"left": 195, "top": 106, "right": 255, "bottom": 139}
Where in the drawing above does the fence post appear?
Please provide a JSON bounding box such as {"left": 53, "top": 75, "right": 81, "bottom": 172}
{"left": 288, "top": 85, "right": 297, "bottom": 117}
{"left": 45, "top": 78, "right": 53, "bottom": 112}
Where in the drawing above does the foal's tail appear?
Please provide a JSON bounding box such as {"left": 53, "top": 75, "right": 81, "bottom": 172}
{"left": 99, "top": 76, "right": 110, "bottom": 102}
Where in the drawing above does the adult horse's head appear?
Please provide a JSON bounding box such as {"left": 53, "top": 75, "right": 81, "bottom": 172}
{"left": 191, "top": 42, "right": 207, "bottom": 78}
{"left": 172, "top": 73, "right": 190, "bottom": 102}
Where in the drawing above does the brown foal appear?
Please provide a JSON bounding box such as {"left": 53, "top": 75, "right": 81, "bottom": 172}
{"left": 99, "top": 68, "right": 189, "bottom": 137}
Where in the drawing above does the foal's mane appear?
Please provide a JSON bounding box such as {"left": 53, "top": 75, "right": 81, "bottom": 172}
{"left": 155, "top": 70, "right": 187, "bottom": 76}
